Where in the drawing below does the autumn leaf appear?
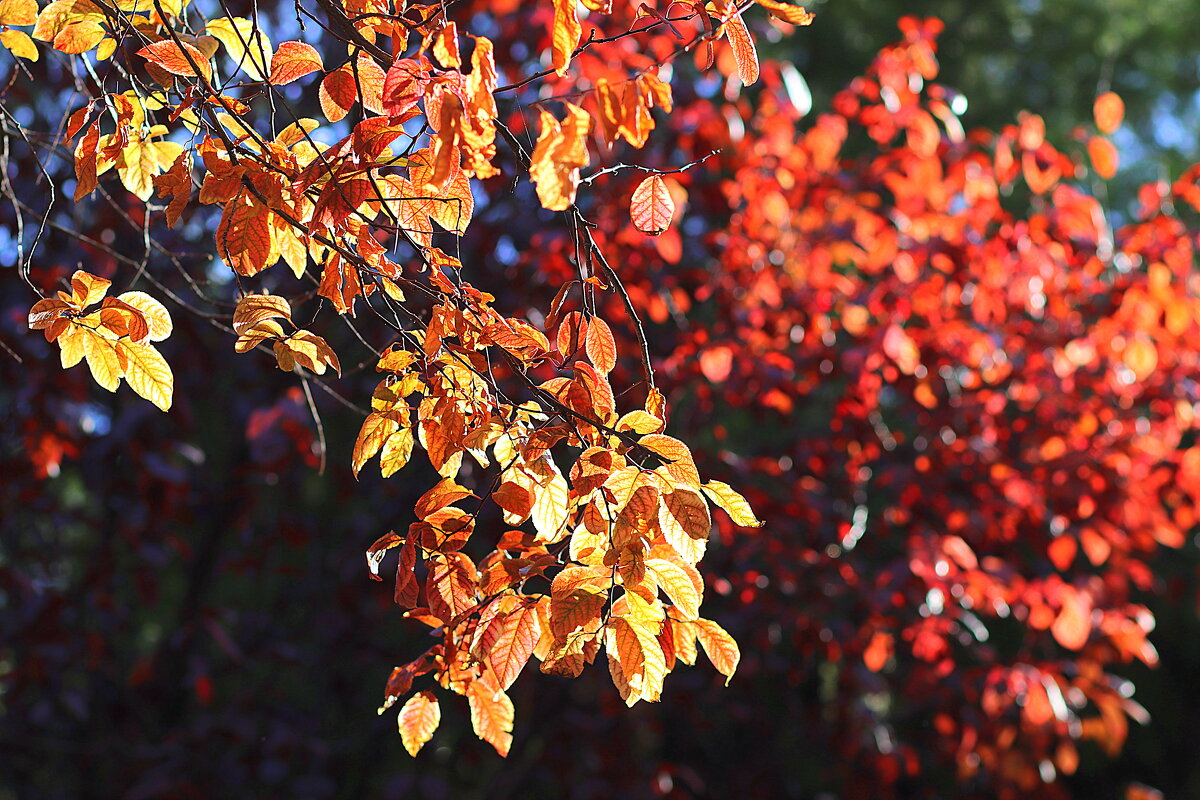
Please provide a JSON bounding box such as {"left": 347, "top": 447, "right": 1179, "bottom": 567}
{"left": 693, "top": 618, "right": 740, "bottom": 684}
{"left": 1093, "top": 91, "right": 1124, "bottom": 135}
{"left": 584, "top": 316, "right": 617, "bottom": 374}
{"left": 1088, "top": 135, "right": 1119, "bottom": 180}
{"left": 269, "top": 40, "right": 322, "bottom": 85}
{"left": 205, "top": 16, "right": 271, "bottom": 82}
{"left": 466, "top": 681, "right": 514, "bottom": 756}
{"left": 701, "top": 480, "right": 762, "bottom": 527}
{"left": 0, "top": 0, "right": 38, "bottom": 26}
{"left": 1, "top": 28, "right": 38, "bottom": 60}
{"left": 137, "top": 39, "right": 212, "bottom": 81}
{"left": 530, "top": 103, "right": 591, "bottom": 212}
{"left": 720, "top": 2, "right": 759, "bottom": 86}
{"left": 549, "top": 0, "right": 580, "bottom": 76}
{"left": 630, "top": 175, "right": 675, "bottom": 235}
{"left": 751, "top": 0, "right": 815, "bottom": 25}
{"left": 112, "top": 340, "right": 173, "bottom": 411}
{"left": 397, "top": 691, "right": 440, "bottom": 756}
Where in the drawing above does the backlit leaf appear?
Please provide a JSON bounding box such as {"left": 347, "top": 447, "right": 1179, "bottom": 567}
{"left": 630, "top": 175, "right": 675, "bottom": 235}
{"left": 269, "top": 40, "right": 322, "bottom": 85}
{"left": 397, "top": 691, "right": 440, "bottom": 756}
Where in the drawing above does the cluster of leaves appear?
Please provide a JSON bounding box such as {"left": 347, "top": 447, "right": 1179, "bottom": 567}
{"left": 11, "top": 0, "right": 1200, "bottom": 795}
{"left": 14, "top": 0, "right": 809, "bottom": 757}
{"left": 608, "top": 16, "right": 1200, "bottom": 795}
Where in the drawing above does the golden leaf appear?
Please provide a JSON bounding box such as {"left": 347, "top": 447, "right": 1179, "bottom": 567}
{"left": 397, "top": 691, "right": 440, "bottom": 756}
{"left": 117, "top": 291, "right": 172, "bottom": 342}
{"left": 82, "top": 329, "right": 122, "bottom": 392}
{"left": 115, "top": 340, "right": 174, "bottom": 411}
{"left": 701, "top": 480, "right": 763, "bottom": 527}
{"left": 550, "top": 0, "right": 580, "bottom": 76}
{"left": 529, "top": 103, "right": 591, "bottom": 212}
{"left": 205, "top": 16, "right": 271, "bottom": 82}
{"left": 466, "top": 681, "right": 513, "bottom": 757}
{"left": 693, "top": 618, "right": 740, "bottom": 684}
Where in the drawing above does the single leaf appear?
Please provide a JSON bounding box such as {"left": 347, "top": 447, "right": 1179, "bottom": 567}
{"left": 115, "top": 340, "right": 174, "bottom": 411}
{"left": 693, "top": 618, "right": 740, "bottom": 684}
{"left": 701, "top": 480, "right": 763, "bottom": 527}
{"left": 82, "top": 330, "right": 122, "bottom": 392}
{"left": 486, "top": 600, "right": 542, "bottom": 689}
{"left": 137, "top": 39, "right": 211, "bottom": 80}
{"left": 466, "top": 681, "right": 514, "bottom": 757}
{"left": 205, "top": 16, "right": 271, "bottom": 82}
{"left": 550, "top": 0, "right": 580, "bottom": 76}
{"left": 529, "top": 103, "right": 591, "bottom": 212}
{"left": 269, "top": 40, "right": 322, "bottom": 85}
{"left": 0, "top": 0, "right": 38, "bottom": 26}
{"left": 1088, "top": 135, "right": 1119, "bottom": 180}
{"left": 722, "top": 4, "right": 759, "bottom": 85}
{"left": 630, "top": 174, "right": 675, "bottom": 235}
{"left": 1, "top": 28, "right": 38, "bottom": 60}
{"left": 397, "top": 691, "right": 440, "bottom": 756}
{"left": 751, "top": 0, "right": 815, "bottom": 25}
{"left": 1093, "top": 91, "right": 1125, "bottom": 135}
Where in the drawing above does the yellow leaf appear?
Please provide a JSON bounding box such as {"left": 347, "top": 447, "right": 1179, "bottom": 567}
{"left": 82, "top": 329, "right": 122, "bottom": 391}
{"left": 379, "top": 426, "right": 415, "bottom": 478}
{"left": 117, "top": 291, "right": 172, "bottom": 341}
{"left": 0, "top": 0, "right": 38, "bottom": 26}
{"left": 352, "top": 412, "right": 401, "bottom": 476}
{"left": 397, "top": 691, "right": 440, "bottom": 756}
{"left": 205, "top": 16, "right": 271, "bottom": 82}
{"left": 701, "top": 480, "right": 763, "bottom": 527}
{"left": 116, "top": 340, "right": 174, "bottom": 411}
{"left": 694, "top": 618, "right": 740, "bottom": 684}
{"left": 117, "top": 134, "right": 184, "bottom": 201}
{"left": 0, "top": 29, "right": 38, "bottom": 61}
{"left": 550, "top": 0, "right": 580, "bottom": 76}
{"left": 57, "top": 324, "right": 86, "bottom": 368}
{"left": 645, "top": 557, "right": 702, "bottom": 619}
{"left": 529, "top": 103, "right": 591, "bottom": 212}
{"left": 32, "top": 0, "right": 103, "bottom": 43}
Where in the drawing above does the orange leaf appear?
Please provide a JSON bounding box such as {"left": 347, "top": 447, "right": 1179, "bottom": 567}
{"left": 1051, "top": 586, "right": 1092, "bottom": 650}
{"left": 529, "top": 103, "right": 591, "bottom": 211}
{"left": 630, "top": 174, "right": 675, "bottom": 235}
{"left": 584, "top": 316, "right": 617, "bottom": 374}
{"left": 863, "top": 631, "right": 892, "bottom": 672}
{"left": 722, "top": 4, "right": 759, "bottom": 85}
{"left": 1093, "top": 91, "right": 1125, "bottom": 135}
{"left": 1088, "top": 135, "right": 1119, "bottom": 180}
{"left": 397, "top": 691, "right": 440, "bottom": 756}
{"left": 153, "top": 152, "right": 192, "bottom": 228}
{"left": 550, "top": 0, "right": 580, "bottom": 76}
{"left": 0, "top": 0, "right": 38, "bottom": 26}
{"left": 137, "top": 39, "right": 211, "bottom": 80}
{"left": 751, "top": 0, "right": 815, "bottom": 25}
{"left": 466, "top": 681, "right": 514, "bottom": 756}
{"left": 269, "top": 40, "right": 322, "bottom": 85}
{"left": 485, "top": 600, "right": 542, "bottom": 689}
{"left": 432, "top": 21, "right": 460, "bottom": 69}
{"left": 216, "top": 194, "right": 272, "bottom": 276}
{"left": 693, "top": 618, "right": 740, "bottom": 684}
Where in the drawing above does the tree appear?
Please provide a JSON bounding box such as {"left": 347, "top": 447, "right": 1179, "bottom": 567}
{"left": 3, "top": 2, "right": 1200, "bottom": 799}
{"left": 3, "top": 0, "right": 799, "bottom": 763}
